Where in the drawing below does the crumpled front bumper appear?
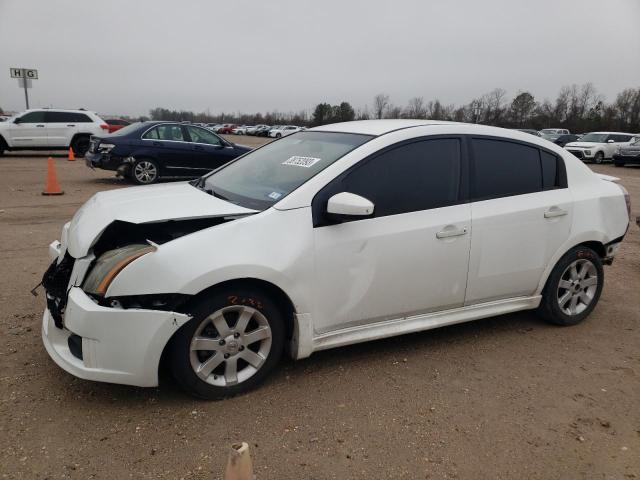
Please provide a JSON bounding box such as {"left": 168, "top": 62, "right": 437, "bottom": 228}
{"left": 42, "top": 287, "right": 191, "bottom": 387}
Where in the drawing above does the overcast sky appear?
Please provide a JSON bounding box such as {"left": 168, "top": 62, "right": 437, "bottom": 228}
{"left": 1, "top": 0, "right": 639, "bottom": 117}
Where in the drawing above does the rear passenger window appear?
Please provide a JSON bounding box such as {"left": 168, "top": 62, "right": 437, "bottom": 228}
{"left": 471, "top": 139, "right": 541, "bottom": 199}
{"left": 338, "top": 138, "right": 461, "bottom": 218}
{"left": 45, "top": 112, "right": 92, "bottom": 123}
{"left": 143, "top": 125, "right": 185, "bottom": 141}
{"left": 540, "top": 151, "right": 560, "bottom": 190}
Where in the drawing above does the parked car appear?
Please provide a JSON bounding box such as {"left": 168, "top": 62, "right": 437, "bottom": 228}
{"left": 540, "top": 128, "right": 570, "bottom": 135}
{"left": 85, "top": 121, "right": 251, "bottom": 184}
{"left": 231, "top": 125, "right": 251, "bottom": 135}
{"left": 613, "top": 137, "right": 640, "bottom": 167}
{"left": 269, "top": 125, "right": 303, "bottom": 138}
{"left": 564, "top": 132, "right": 637, "bottom": 163}
{"left": 544, "top": 134, "right": 581, "bottom": 147}
{"left": 0, "top": 108, "right": 109, "bottom": 156}
{"left": 41, "top": 120, "right": 630, "bottom": 399}
{"left": 104, "top": 118, "right": 131, "bottom": 134}
{"left": 515, "top": 129, "right": 542, "bottom": 136}
{"left": 246, "top": 124, "right": 269, "bottom": 135}
{"left": 217, "top": 124, "right": 238, "bottom": 134}
{"left": 258, "top": 125, "right": 280, "bottom": 137}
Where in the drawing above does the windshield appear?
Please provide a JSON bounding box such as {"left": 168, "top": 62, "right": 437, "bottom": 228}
{"left": 202, "top": 131, "right": 373, "bottom": 210}
{"left": 578, "top": 133, "right": 608, "bottom": 143}
{"left": 106, "top": 122, "right": 143, "bottom": 137}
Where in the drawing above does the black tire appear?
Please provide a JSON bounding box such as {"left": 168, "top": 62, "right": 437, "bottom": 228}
{"left": 0, "top": 136, "right": 6, "bottom": 156}
{"left": 593, "top": 151, "right": 604, "bottom": 164}
{"left": 537, "top": 246, "right": 604, "bottom": 326}
{"left": 131, "top": 158, "right": 159, "bottom": 185}
{"left": 169, "top": 287, "right": 285, "bottom": 399}
{"left": 71, "top": 136, "right": 91, "bottom": 157}
{"left": 276, "top": 133, "right": 282, "bottom": 138}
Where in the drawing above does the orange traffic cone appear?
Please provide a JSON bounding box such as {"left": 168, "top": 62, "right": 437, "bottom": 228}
{"left": 42, "top": 157, "right": 64, "bottom": 196}
{"left": 68, "top": 146, "right": 75, "bottom": 161}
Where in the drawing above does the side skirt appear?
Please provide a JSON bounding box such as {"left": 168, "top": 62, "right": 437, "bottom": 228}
{"left": 307, "top": 296, "right": 542, "bottom": 355}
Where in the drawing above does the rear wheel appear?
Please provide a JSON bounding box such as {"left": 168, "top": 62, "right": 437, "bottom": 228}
{"left": 537, "top": 246, "right": 603, "bottom": 326}
{"left": 593, "top": 151, "right": 604, "bottom": 164}
{"left": 169, "top": 287, "right": 285, "bottom": 399}
{"left": 71, "top": 136, "right": 90, "bottom": 157}
{"left": 131, "top": 158, "right": 159, "bottom": 185}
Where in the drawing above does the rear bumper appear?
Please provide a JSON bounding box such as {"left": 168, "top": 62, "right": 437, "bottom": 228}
{"left": 85, "top": 151, "right": 126, "bottom": 171}
{"left": 42, "top": 287, "right": 191, "bottom": 387}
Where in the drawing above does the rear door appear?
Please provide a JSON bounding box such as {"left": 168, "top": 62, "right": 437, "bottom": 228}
{"left": 141, "top": 124, "right": 192, "bottom": 176}
{"left": 44, "top": 111, "right": 90, "bottom": 147}
{"left": 465, "top": 137, "right": 572, "bottom": 305}
{"left": 184, "top": 125, "right": 236, "bottom": 173}
{"left": 607, "top": 134, "right": 634, "bottom": 158}
{"left": 6, "top": 111, "right": 48, "bottom": 147}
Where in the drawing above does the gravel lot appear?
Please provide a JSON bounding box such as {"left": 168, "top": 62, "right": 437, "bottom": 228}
{"left": 1, "top": 140, "right": 639, "bottom": 479}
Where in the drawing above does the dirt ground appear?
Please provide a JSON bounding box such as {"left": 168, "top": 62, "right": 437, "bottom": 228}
{"left": 1, "top": 140, "right": 639, "bottom": 480}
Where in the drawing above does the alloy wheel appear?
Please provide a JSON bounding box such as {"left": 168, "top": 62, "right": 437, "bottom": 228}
{"left": 556, "top": 259, "right": 598, "bottom": 316}
{"left": 133, "top": 161, "right": 158, "bottom": 184}
{"left": 189, "top": 305, "right": 272, "bottom": 387}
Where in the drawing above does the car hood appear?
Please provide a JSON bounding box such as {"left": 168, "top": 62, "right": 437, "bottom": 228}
{"left": 66, "top": 182, "right": 257, "bottom": 257}
{"left": 565, "top": 142, "right": 601, "bottom": 148}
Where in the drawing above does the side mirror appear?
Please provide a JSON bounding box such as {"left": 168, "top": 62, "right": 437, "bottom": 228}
{"left": 607, "top": 139, "right": 615, "bottom": 143}
{"left": 13, "top": 117, "right": 22, "bottom": 124}
{"left": 326, "top": 192, "right": 374, "bottom": 222}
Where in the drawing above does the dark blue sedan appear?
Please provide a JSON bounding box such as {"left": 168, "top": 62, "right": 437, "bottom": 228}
{"left": 85, "top": 121, "right": 252, "bottom": 184}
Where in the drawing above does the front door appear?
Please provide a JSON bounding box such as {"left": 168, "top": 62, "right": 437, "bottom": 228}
{"left": 465, "top": 138, "right": 572, "bottom": 304}
{"left": 312, "top": 138, "right": 471, "bottom": 333}
{"left": 142, "top": 124, "right": 192, "bottom": 176}
{"left": 184, "top": 125, "right": 236, "bottom": 174}
{"left": 6, "top": 111, "right": 48, "bottom": 147}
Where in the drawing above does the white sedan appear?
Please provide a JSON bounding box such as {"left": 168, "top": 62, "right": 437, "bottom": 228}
{"left": 41, "top": 120, "right": 630, "bottom": 399}
{"left": 268, "top": 125, "right": 303, "bottom": 138}
{"left": 564, "top": 131, "right": 637, "bottom": 163}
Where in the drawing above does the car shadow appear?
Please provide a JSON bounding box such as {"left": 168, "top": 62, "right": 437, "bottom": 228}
{"left": 50, "top": 309, "right": 550, "bottom": 405}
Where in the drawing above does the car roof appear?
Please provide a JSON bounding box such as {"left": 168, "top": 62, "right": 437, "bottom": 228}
{"left": 311, "top": 119, "right": 460, "bottom": 136}
{"left": 23, "top": 108, "right": 96, "bottom": 114}
{"left": 586, "top": 131, "right": 634, "bottom": 135}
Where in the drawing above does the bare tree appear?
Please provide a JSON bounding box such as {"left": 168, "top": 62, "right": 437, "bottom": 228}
{"left": 405, "top": 96, "right": 426, "bottom": 118}
{"left": 373, "top": 93, "right": 390, "bottom": 119}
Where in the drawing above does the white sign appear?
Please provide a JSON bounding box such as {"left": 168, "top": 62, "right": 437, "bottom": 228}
{"left": 282, "top": 156, "right": 321, "bottom": 168}
{"left": 10, "top": 68, "right": 38, "bottom": 79}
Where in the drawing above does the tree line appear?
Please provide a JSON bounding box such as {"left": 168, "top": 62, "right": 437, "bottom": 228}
{"left": 144, "top": 83, "right": 640, "bottom": 133}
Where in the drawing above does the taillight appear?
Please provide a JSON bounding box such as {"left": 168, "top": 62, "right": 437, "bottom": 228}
{"left": 100, "top": 124, "right": 109, "bottom": 131}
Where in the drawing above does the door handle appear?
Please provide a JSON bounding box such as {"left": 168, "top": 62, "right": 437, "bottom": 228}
{"left": 36, "top": 124, "right": 45, "bottom": 127}
{"left": 152, "top": 141, "right": 163, "bottom": 147}
{"left": 66, "top": 124, "right": 76, "bottom": 127}
{"left": 544, "top": 207, "right": 568, "bottom": 219}
{"left": 436, "top": 227, "right": 468, "bottom": 239}
{"left": 194, "top": 145, "right": 204, "bottom": 151}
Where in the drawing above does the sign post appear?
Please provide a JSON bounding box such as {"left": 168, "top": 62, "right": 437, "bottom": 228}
{"left": 10, "top": 68, "right": 38, "bottom": 109}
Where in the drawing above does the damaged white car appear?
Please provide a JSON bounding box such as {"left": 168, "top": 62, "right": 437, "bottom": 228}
{"left": 41, "top": 120, "right": 631, "bottom": 399}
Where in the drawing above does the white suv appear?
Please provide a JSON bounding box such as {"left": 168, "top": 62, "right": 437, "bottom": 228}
{"left": 41, "top": 120, "right": 630, "bottom": 399}
{"left": 0, "top": 109, "right": 108, "bottom": 156}
{"left": 565, "top": 131, "right": 637, "bottom": 163}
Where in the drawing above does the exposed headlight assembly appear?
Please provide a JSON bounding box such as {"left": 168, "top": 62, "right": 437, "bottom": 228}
{"left": 83, "top": 244, "right": 155, "bottom": 296}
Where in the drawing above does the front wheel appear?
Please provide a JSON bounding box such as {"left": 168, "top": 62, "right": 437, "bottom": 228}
{"left": 169, "top": 287, "right": 285, "bottom": 399}
{"left": 537, "top": 246, "right": 604, "bottom": 326}
{"left": 593, "top": 151, "right": 604, "bottom": 164}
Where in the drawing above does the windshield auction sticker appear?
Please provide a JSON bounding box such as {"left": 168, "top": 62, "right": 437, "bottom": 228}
{"left": 282, "top": 156, "right": 321, "bottom": 168}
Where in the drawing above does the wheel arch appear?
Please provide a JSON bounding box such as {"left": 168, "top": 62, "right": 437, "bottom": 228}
{"left": 0, "top": 133, "right": 7, "bottom": 148}
{"left": 158, "top": 277, "right": 298, "bottom": 381}
{"left": 537, "top": 239, "right": 607, "bottom": 295}
{"left": 69, "top": 132, "right": 92, "bottom": 146}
